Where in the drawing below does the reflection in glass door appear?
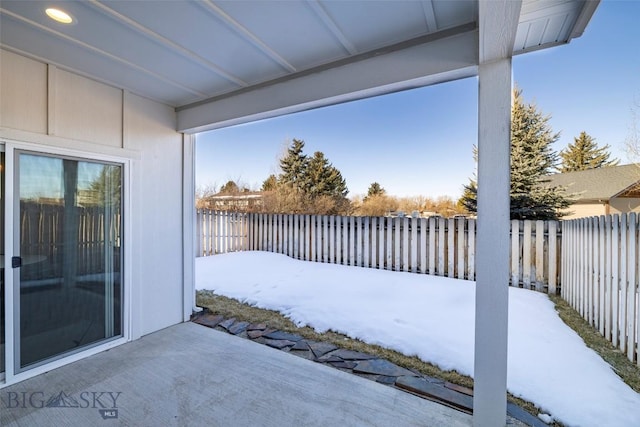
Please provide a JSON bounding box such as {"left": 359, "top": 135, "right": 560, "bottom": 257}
{"left": 16, "top": 152, "right": 122, "bottom": 370}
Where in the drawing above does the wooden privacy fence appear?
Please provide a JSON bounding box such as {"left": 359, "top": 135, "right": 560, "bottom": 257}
{"left": 562, "top": 213, "right": 639, "bottom": 365}
{"left": 196, "top": 210, "right": 561, "bottom": 291}
{"left": 20, "top": 201, "right": 122, "bottom": 281}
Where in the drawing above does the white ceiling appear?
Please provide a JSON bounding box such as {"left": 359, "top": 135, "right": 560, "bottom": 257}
{"left": 0, "top": 1, "right": 598, "bottom": 132}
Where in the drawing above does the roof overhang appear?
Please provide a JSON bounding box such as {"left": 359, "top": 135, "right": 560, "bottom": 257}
{"left": 0, "top": 1, "right": 599, "bottom": 134}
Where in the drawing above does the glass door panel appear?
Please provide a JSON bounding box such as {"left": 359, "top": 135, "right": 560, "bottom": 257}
{"left": 0, "top": 152, "right": 4, "bottom": 375}
{"left": 16, "top": 152, "right": 122, "bottom": 370}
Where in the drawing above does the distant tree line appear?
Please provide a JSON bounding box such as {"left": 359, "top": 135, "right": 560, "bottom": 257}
{"left": 197, "top": 89, "right": 621, "bottom": 218}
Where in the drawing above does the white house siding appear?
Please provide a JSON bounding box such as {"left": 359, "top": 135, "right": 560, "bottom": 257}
{"left": 0, "top": 48, "right": 186, "bottom": 340}
{"left": 124, "top": 92, "right": 185, "bottom": 337}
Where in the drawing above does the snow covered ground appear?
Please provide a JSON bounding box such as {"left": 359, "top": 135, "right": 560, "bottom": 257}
{"left": 196, "top": 251, "right": 640, "bottom": 427}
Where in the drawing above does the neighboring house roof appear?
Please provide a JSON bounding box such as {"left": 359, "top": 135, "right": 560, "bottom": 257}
{"left": 545, "top": 164, "right": 640, "bottom": 202}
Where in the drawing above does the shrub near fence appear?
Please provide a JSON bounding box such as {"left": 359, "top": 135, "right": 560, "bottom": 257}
{"left": 196, "top": 210, "right": 561, "bottom": 292}
{"left": 562, "top": 213, "right": 639, "bottom": 365}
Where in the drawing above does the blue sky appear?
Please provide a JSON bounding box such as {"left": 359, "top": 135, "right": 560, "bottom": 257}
{"left": 196, "top": 1, "right": 640, "bottom": 199}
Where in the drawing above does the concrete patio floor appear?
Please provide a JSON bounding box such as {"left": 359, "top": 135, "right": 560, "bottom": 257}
{"left": 1, "top": 322, "right": 472, "bottom": 426}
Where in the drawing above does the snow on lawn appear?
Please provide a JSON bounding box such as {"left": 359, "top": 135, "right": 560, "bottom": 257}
{"left": 196, "top": 251, "right": 640, "bottom": 427}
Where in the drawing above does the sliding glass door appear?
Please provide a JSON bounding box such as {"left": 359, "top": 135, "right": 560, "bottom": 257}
{"left": 15, "top": 152, "right": 123, "bottom": 370}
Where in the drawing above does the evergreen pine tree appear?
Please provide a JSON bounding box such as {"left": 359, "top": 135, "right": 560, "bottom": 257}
{"left": 365, "top": 182, "right": 385, "bottom": 200}
{"left": 460, "top": 88, "right": 571, "bottom": 220}
{"left": 306, "top": 151, "right": 348, "bottom": 199}
{"left": 219, "top": 180, "right": 239, "bottom": 194}
{"left": 559, "top": 131, "right": 619, "bottom": 172}
{"left": 261, "top": 174, "right": 277, "bottom": 191}
{"left": 279, "top": 138, "right": 308, "bottom": 191}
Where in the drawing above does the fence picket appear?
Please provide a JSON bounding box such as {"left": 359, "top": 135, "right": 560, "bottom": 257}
{"left": 411, "top": 217, "right": 418, "bottom": 273}
{"left": 511, "top": 220, "right": 520, "bottom": 286}
{"left": 394, "top": 217, "right": 401, "bottom": 271}
{"left": 535, "top": 220, "right": 545, "bottom": 291}
{"left": 428, "top": 218, "right": 436, "bottom": 275}
{"left": 627, "top": 213, "right": 637, "bottom": 361}
{"left": 612, "top": 215, "right": 620, "bottom": 347}
{"left": 438, "top": 218, "right": 445, "bottom": 276}
{"left": 523, "top": 221, "right": 532, "bottom": 288}
{"left": 548, "top": 221, "right": 557, "bottom": 294}
{"left": 468, "top": 219, "right": 475, "bottom": 281}
{"left": 456, "top": 218, "right": 464, "bottom": 279}
{"left": 402, "top": 217, "right": 409, "bottom": 272}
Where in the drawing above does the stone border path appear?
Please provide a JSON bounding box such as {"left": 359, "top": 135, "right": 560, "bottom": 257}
{"left": 192, "top": 311, "right": 546, "bottom": 427}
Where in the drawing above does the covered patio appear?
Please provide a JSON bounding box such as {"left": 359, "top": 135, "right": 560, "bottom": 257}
{"left": 1, "top": 322, "right": 473, "bottom": 426}
{"left": 1, "top": 1, "right": 599, "bottom": 425}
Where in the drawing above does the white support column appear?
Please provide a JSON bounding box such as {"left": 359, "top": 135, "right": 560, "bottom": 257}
{"left": 474, "top": 1, "right": 521, "bottom": 425}
{"left": 182, "top": 133, "right": 198, "bottom": 321}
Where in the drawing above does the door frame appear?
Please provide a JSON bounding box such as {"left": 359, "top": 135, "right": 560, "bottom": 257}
{"left": 1, "top": 138, "right": 133, "bottom": 387}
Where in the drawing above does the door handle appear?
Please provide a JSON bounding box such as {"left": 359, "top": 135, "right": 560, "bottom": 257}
{"left": 12, "top": 256, "right": 22, "bottom": 268}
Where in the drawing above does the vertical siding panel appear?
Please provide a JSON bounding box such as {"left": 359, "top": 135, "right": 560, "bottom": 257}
{"left": 468, "top": 219, "right": 476, "bottom": 281}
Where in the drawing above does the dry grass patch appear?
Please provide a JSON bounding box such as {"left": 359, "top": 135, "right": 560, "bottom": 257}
{"left": 196, "top": 290, "right": 542, "bottom": 421}
{"left": 549, "top": 294, "right": 640, "bottom": 393}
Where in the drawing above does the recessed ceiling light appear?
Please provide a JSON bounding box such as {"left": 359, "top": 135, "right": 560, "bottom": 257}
{"left": 45, "top": 8, "right": 73, "bottom": 24}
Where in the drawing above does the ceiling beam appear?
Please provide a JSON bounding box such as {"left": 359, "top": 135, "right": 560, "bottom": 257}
{"left": 306, "top": 0, "right": 358, "bottom": 55}
{"left": 421, "top": 1, "right": 438, "bottom": 32}
{"left": 177, "top": 23, "right": 477, "bottom": 133}
{"left": 199, "top": 0, "right": 297, "bottom": 73}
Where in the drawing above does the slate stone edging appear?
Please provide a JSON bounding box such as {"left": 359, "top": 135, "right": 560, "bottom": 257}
{"left": 192, "top": 312, "right": 546, "bottom": 427}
